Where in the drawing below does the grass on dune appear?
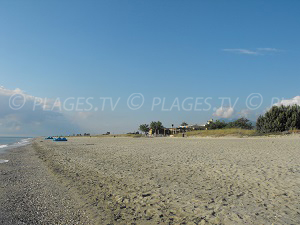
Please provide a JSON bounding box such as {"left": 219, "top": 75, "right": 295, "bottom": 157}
{"left": 289, "top": 129, "right": 300, "bottom": 134}
{"left": 174, "top": 128, "right": 257, "bottom": 137}
{"left": 72, "top": 129, "right": 296, "bottom": 138}
{"left": 92, "top": 134, "right": 143, "bottom": 138}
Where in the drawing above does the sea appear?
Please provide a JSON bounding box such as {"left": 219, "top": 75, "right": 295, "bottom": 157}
{"left": 0, "top": 137, "right": 32, "bottom": 163}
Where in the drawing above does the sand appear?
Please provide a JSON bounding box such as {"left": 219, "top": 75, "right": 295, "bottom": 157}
{"left": 1, "top": 136, "right": 300, "bottom": 224}
{"left": 0, "top": 144, "right": 91, "bottom": 224}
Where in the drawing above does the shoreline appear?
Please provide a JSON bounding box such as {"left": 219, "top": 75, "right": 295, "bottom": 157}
{"left": 0, "top": 137, "right": 34, "bottom": 164}
{"left": 0, "top": 137, "right": 33, "bottom": 155}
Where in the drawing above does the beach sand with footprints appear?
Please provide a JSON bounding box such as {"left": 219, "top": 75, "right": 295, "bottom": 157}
{"left": 1, "top": 136, "right": 300, "bottom": 224}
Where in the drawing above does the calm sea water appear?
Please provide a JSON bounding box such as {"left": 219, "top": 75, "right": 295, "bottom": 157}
{"left": 0, "top": 137, "right": 32, "bottom": 163}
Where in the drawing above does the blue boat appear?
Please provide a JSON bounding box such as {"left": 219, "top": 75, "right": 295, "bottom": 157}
{"left": 53, "top": 137, "right": 68, "bottom": 142}
{"left": 45, "top": 136, "right": 53, "bottom": 140}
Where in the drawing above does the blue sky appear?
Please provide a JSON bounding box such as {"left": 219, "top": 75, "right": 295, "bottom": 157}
{"left": 1, "top": 0, "right": 300, "bottom": 135}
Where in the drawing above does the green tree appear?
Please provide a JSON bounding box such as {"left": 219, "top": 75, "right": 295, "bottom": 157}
{"left": 150, "top": 121, "right": 164, "bottom": 135}
{"left": 181, "top": 122, "right": 188, "bottom": 126}
{"left": 206, "top": 120, "right": 227, "bottom": 130}
{"left": 226, "top": 117, "right": 253, "bottom": 130}
{"left": 139, "top": 124, "right": 149, "bottom": 134}
{"left": 256, "top": 105, "right": 300, "bottom": 133}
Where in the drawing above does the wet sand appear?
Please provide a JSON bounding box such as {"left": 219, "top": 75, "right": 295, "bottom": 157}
{"left": 1, "top": 136, "right": 300, "bottom": 224}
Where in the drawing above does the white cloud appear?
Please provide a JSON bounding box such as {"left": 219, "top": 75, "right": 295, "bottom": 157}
{"left": 0, "top": 86, "right": 139, "bottom": 135}
{"left": 274, "top": 96, "right": 300, "bottom": 106}
{"left": 257, "top": 48, "right": 281, "bottom": 52}
{"left": 222, "top": 48, "right": 282, "bottom": 55}
{"left": 213, "top": 107, "right": 234, "bottom": 118}
{"left": 0, "top": 86, "right": 61, "bottom": 111}
{"left": 0, "top": 86, "right": 79, "bottom": 136}
{"left": 222, "top": 48, "right": 259, "bottom": 55}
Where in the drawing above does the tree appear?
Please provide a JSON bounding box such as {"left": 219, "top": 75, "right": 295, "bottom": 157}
{"left": 150, "top": 121, "right": 164, "bottom": 135}
{"left": 139, "top": 124, "right": 149, "bottom": 134}
{"left": 226, "top": 117, "right": 253, "bottom": 130}
{"left": 205, "top": 118, "right": 253, "bottom": 130}
{"left": 206, "top": 120, "right": 227, "bottom": 130}
{"left": 181, "top": 122, "right": 188, "bottom": 126}
{"left": 256, "top": 105, "right": 300, "bottom": 133}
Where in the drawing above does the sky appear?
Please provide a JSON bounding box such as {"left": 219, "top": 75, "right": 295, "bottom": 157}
{"left": 1, "top": 0, "right": 300, "bottom": 136}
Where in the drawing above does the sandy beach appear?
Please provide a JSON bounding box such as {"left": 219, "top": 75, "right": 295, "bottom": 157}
{"left": 1, "top": 136, "right": 300, "bottom": 224}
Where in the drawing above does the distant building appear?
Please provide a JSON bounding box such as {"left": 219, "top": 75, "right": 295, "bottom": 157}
{"left": 205, "top": 119, "right": 214, "bottom": 130}
{"left": 189, "top": 124, "right": 205, "bottom": 130}
{"left": 178, "top": 124, "right": 205, "bottom": 131}
{"left": 207, "top": 119, "right": 214, "bottom": 125}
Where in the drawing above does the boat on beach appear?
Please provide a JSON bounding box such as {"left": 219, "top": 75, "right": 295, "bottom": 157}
{"left": 53, "top": 137, "right": 68, "bottom": 142}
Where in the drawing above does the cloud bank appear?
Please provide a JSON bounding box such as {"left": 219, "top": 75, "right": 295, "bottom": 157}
{"left": 0, "top": 86, "right": 80, "bottom": 136}
{"left": 274, "top": 96, "right": 300, "bottom": 106}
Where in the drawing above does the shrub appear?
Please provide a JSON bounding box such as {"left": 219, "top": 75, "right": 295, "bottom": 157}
{"left": 226, "top": 118, "right": 253, "bottom": 130}
{"left": 205, "top": 120, "right": 227, "bottom": 130}
{"left": 206, "top": 118, "right": 253, "bottom": 130}
{"left": 256, "top": 105, "right": 300, "bottom": 133}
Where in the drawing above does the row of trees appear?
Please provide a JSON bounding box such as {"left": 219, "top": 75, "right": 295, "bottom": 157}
{"left": 206, "top": 118, "right": 254, "bottom": 130}
{"left": 139, "top": 121, "right": 164, "bottom": 134}
{"left": 140, "top": 118, "right": 254, "bottom": 133}
{"left": 256, "top": 105, "right": 300, "bottom": 133}
{"left": 139, "top": 105, "right": 300, "bottom": 135}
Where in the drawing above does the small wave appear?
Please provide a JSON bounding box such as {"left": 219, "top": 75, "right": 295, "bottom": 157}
{"left": 13, "top": 138, "right": 32, "bottom": 146}
{"left": 0, "top": 159, "right": 9, "bottom": 163}
{"left": 0, "top": 138, "right": 32, "bottom": 152}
